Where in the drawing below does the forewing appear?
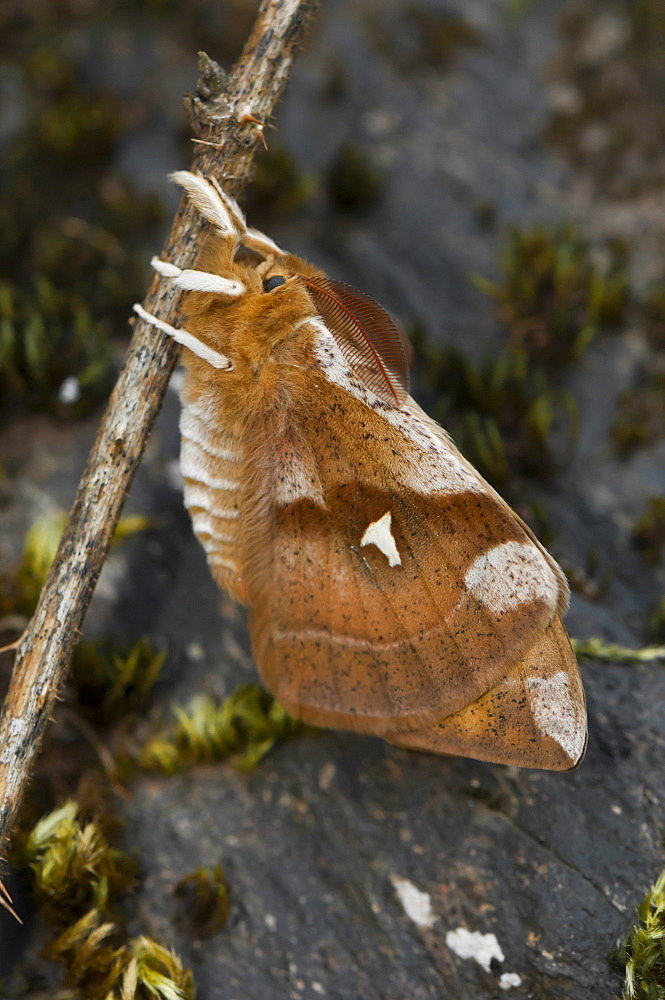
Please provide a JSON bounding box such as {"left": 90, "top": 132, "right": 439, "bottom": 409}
{"left": 243, "top": 362, "right": 571, "bottom": 736}
{"left": 298, "top": 275, "right": 410, "bottom": 405}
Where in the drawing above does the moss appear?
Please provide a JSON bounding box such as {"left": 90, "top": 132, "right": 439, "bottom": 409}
{"left": 0, "top": 279, "right": 113, "bottom": 417}
{"left": 548, "top": 1, "right": 665, "bottom": 197}
{"left": 609, "top": 869, "right": 665, "bottom": 998}
{"left": 414, "top": 223, "right": 629, "bottom": 489}
{"left": 0, "top": 22, "right": 165, "bottom": 416}
{"left": 175, "top": 865, "right": 230, "bottom": 937}
{"left": 613, "top": 371, "right": 665, "bottom": 457}
{"left": 327, "top": 144, "right": 384, "bottom": 211}
{"left": 632, "top": 497, "right": 665, "bottom": 565}
{"left": 20, "top": 800, "right": 196, "bottom": 998}
{"left": 472, "top": 224, "right": 629, "bottom": 370}
{"left": 571, "top": 637, "right": 665, "bottom": 664}
{"left": 71, "top": 638, "right": 166, "bottom": 722}
{"left": 140, "top": 684, "right": 303, "bottom": 774}
{"left": 415, "top": 339, "right": 578, "bottom": 488}
{"left": 47, "top": 909, "right": 196, "bottom": 1000}
{"left": 21, "top": 801, "right": 136, "bottom": 928}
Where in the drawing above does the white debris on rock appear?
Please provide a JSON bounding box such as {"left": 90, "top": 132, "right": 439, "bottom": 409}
{"left": 58, "top": 375, "right": 81, "bottom": 405}
{"left": 391, "top": 876, "right": 437, "bottom": 929}
{"left": 499, "top": 972, "right": 522, "bottom": 990}
{"left": 445, "top": 926, "right": 505, "bottom": 973}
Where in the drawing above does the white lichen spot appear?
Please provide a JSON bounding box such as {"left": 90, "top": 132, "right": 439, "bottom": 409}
{"left": 526, "top": 671, "right": 586, "bottom": 763}
{"left": 58, "top": 376, "right": 81, "bottom": 405}
{"left": 445, "top": 927, "right": 505, "bottom": 973}
{"left": 499, "top": 972, "right": 522, "bottom": 990}
{"left": 361, "top": 512, "right": 401, "bottom": 567}
{"left": 264, "top": 913, "right": 277, "bottom": 931}
{"left": 391, "top": 876, "right": 436, "bottom": 928}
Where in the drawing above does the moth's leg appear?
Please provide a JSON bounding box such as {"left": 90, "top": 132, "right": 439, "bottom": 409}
{"left": 132, "top": 303, "right": 232, "bottom": 370}
{"left": 150, "top": 257, "right": 245, "bottom": 297}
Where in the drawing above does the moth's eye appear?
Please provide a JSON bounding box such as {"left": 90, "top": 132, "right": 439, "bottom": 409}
{"left": 263, "top": 275, "right": 286, "bottom": 293}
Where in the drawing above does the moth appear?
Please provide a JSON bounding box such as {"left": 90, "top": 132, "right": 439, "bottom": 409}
{"left": 135, "top": 170, "right": 587, "bottom": 771}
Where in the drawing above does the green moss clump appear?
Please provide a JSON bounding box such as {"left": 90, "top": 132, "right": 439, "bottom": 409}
{"left": 175, "top": 866, "right": 230, "bottom": 938}
{"left": 609, "top": 869, "right": 665, "bottom": 998}
{"left": 71, "top": 638, "right": 166, "bottom": 721}
{"left": 632, "top": 497, "right": 665, "bottom": 565}
{"left": 613, "top": 371, "right": 665, "bottom": 457}
{"left": 0, "top": 27, "right": 164, "bottom": 416}
{"left": 47, "top": 909, "right": 196, "bottom": 1000}
{"left": 140, "top": 684, "right": 303, "bottom": 774}
{"left": 327, "top": 144, "right": 384, "bottom": 211}
{"left": 0, "top": 279, "right": 113, "bottom": 416}
{"left": 416, "top": 340, "right": 578, "bottom": 488}
{"left": 549, "top": 2, "right": 665, "bottom": 198}
{"left": 415, "top": 223, "right": 629, "bottom": 490}
{"left": 473, "top": 224, "right": 629, "bottom": 369}
{"left": 21, "top": 801, "right": 196, "bottom": 998}
{"left": 22, "top": 801, "right": 136, "bottom": 927}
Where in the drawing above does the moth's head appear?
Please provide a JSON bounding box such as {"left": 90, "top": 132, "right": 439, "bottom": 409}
{"left": 182, "top": 232, "right": 321, "bottom": 376}
{"left": 165, "top": 173, "right": 329, "bottom": 375}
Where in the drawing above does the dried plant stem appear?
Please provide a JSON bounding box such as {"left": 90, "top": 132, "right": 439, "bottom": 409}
{"left": 0, "top": 0, "right": 319, "bottom": 866}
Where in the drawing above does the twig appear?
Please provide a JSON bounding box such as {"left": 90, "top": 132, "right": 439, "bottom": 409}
{"left": 0, "top": 0, "right": 318, "bottom": 863}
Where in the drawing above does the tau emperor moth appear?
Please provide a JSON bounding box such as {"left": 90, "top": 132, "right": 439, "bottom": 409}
{"left": 135, "top": 171, "right": 587, "bottom": 772}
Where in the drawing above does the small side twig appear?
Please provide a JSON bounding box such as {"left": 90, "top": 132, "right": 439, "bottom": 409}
{"left": 0, "top": 0, "right": 318, "bottom": 863}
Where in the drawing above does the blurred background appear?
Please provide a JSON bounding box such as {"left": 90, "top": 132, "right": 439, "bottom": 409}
{"left": 1, "top": 0, "right": 665, "bottom": 997}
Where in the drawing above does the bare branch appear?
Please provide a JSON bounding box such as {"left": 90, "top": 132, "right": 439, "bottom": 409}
{"left": 0, "top": 0, "right": 319, "bottom": 863}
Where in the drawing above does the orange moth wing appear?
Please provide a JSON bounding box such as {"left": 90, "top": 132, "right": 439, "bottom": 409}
{"left": 139, "top": 170, "right": 587, "bottom": 772}
{"left": 296, "top": 275, "right": 411, "bottom": 405}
